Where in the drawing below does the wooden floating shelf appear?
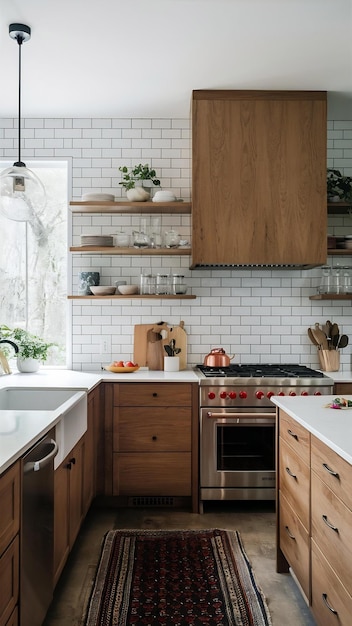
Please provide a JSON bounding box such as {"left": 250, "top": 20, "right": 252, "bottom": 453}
{"left": 70, "top": 201, "right": 191, "bottom": 214}
{"left": 327, "top": 249, "right": 352, "bottom": 256}
{"left": 68, "top": 294, "right": 196, "bottom": 300}
{"left": 310, "top": 294, "right": 352, "bottom": 300}
{"left": 70, "top": 246, "right": 191, "bottom": 255}
{"left": 327, "top": 202, "right": 352, "bottom": 215}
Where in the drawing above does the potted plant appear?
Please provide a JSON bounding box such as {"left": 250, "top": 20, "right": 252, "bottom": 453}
{"left": 119, "top": 163, "right": 161, "bottom": 201}
{"left": 327, "top": 168, "right": 352, "bottom": 202}
{"left": 0, "top": 325, "right": 56, "bottom": 372}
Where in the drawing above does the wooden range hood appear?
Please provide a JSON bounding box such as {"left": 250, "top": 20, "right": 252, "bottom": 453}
{"left": 191, "top": 89, "right": 327, "bottom": 269}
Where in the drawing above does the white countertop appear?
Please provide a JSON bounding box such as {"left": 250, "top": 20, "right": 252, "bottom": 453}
{"left": 271, "top": 394, "right": 352, "bottom": 465}
{"left": 0, "top": 368, "right": 199, "bottom": 474}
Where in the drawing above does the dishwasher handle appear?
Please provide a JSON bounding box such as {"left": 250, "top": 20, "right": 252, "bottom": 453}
{"left": 24, "top": 438, "right": 59, "bottom": 473}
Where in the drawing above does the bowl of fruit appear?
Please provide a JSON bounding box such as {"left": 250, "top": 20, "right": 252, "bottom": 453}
{"left": 104, "top": 360, "right": 139, "bottom": 373}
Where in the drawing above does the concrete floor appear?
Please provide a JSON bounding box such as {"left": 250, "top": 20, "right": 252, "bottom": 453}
{"left": 43, "top": 501, "right": 317, "bottom": 626}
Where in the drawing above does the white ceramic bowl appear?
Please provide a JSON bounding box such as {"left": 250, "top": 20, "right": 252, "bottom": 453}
{"left": 118, "top": 284, "right": 139, "bottom": 295}
{"left": 90, "top": 286, "right": 116, "bottom": 296}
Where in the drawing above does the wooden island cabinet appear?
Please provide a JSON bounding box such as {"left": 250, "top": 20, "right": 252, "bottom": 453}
{"left": 0, "top": 461, "right": 20, "bottom": 626}
{"left": 277, "top": 407, "right": 352, "bottom": 625}
{"left": 103, "top": 382, "right": 199, "bottom": 513}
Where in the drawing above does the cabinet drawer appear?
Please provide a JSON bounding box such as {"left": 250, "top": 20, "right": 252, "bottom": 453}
{"left": 0, "top": 536, "right": 19, "bottom": 626}
{"left": 113, "top": 452, "right": 191, "bottom": 496}
{"left": 279, "top": 492, "right": 310, "bottom": 600}
{"left": 311, "top": 472, "right": 352, "bottom": 597}
{"left": 279, "top": 410, "right": 310, "bottom": 465}
{"left": 312, "top": 540, "right": 352, "bottom": 626}
{"left": 311, "top": 434, "right": 352, "bottom": 510}
{"left": 279, "top": 438, "right": 310, "bottom": 530}
{"left": 114, "top": 407, "right": 191, "bottom": 452}
{"left": 115, "top": 383, "right": 191, "bottom": 407}
{"left": 0, "top": 462, "right": 20, "bottom": 558}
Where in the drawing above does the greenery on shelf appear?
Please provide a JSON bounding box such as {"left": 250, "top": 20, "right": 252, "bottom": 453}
{"left": 0, "top": 325, "right": 56, "bottom": 361}
{"left": 119, "top": 164, "right": 161, "bottom": 191}
{"left": 327, "top": 168, "right": 352, "bottom": 202}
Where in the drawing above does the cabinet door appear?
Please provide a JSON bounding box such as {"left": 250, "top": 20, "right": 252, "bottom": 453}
{"left": 53, "top": 460, "right": 70, "bottom": 587}
{"left": 113, "top": 452, "right": 191, "bottom": 496}
{"left": 312, "top": 540, "right": 352, "bottom": 626}
{"left": 192, "top": 90, "right": 327, "bottom": 267}
{"left": 0, "top": 536, "right": 19, "bottom": 626}
{"left": 0, "top": 462, "right": 20, "bottom": 558}
{"left": 279, "top": 438, "right": 310, "bottom": 530}
{"left": 68, "top": 440, "right": 84, "bottom": 548}
{"left": 82, "top": 387, "right": 100, "bottom": 516}
{"left": 279, "top": 492, "right": 310, "bottom": 600}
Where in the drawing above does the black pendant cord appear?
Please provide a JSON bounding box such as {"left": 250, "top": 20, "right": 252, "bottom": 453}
{"left": 15, "top": 35, "right": 24, "bottom": 167}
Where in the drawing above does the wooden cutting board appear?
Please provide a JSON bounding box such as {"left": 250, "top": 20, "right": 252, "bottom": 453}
{"left": 133, "top": 322, "right": 170, "bottom": 368}
{"left": 133, "top": 321, "right": 187, "bottom": 370}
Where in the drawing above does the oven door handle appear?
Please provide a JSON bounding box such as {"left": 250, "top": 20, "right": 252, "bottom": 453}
{"left": 206, "top": 412, "right": 274, "bottom": 420}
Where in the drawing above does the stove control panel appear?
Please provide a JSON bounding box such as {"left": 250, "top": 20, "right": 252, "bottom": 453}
{"left": 201, "top": 386, "right": 329, "bottom": 407}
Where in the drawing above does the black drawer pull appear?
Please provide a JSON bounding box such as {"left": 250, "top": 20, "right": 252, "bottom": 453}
{"left": 287, "top": 429, "right": 298, "bottom": 441}
{"left": 285, "top": 525, "right": 296, "bottom": 540}
{"left": 69, "top": 457, "right": 76, "bottom": 465}
{"left": 152, "top": 435, "right": 157, "bottom": 441}
{"left": 152, "top": 392, "right": 158, "bottom": 397}
{"left": 322, "top": 514, "right": 338, "bottom": 533}
{"left": 322, "top": 593, "right": 338, "bottom": 615}
{"left": 285, "top": 467, "right": 297, "bottom": 479}
{"left": 322, "top": 463, "right": 339, "bottom": 479}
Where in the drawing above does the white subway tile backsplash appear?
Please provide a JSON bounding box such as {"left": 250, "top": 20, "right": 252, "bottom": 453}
{"left": 0, "top": 116, "right": 351, "bottom": 371}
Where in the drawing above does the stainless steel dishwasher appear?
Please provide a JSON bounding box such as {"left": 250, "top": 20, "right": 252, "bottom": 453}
{"left": 21, "top": 429, "right": 58, "bottom": 626}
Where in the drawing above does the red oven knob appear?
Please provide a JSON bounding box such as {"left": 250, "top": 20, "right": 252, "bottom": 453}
{"left": 278, "top": 391, "right": 285, "bottom": 396}
{"left": 289, "top": 391, "right": 296, "bottom": 396}
{"left": 314, "top": 391, "right": 321, "bottom": 396}
{"left": 301, "top": 391, "right": 308, "bottom": 396}
{"left": 228, "top": 391, "right": 237, "bottom": 399}
{"left": 208, "top": 391, "right": 216, "bottom": 400}
{"left": 239, "top": 390, "right": 247, "bottom": 399}
{"left": 267, "top": 391, "right": 274, "bottom": 399}
{"left": 256, "top": 390, "right": 264, "bottom": 399}
{"left": 219, "top": 391, "right": 227, "bottom": 399}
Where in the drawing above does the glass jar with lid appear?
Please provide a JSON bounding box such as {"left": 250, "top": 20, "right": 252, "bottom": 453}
{"left": 171, "top": 274, "right": 187, "bottom": 295}
{"left": 156, "top": 273, "right": 171, "bottom": 295}
{"left": 341, "top": 266, "right": 352, "bottom": 293}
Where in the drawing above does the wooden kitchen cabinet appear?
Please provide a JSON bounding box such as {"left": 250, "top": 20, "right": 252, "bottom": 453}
{"left": 53, "top": 438, "right": 84, "bottom": 586}
{"left": 0, "top": 461, "right": 20, "bottom": 626}
{"left": 192, "top": 90, "right": 327, "bottom": 268}
{"left": 334, "top": 382, "right": 352, "bottom": 395}
{"left": 277, "top": 411, "right": 310, "bottom": 599}
{"left": 311, "top": 435, "right": 352, "bottom": 625}
{"left": 277, "top": 410, "right": 352, "bottom": 625}
{"left": 103, "top": 382, "right": 199, "bottom": 512}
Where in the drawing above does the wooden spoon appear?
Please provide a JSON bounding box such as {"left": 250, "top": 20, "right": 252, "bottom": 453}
{"left": 312, "top": 327, "right": 328, "bottom": 350}
{"left": 308, "top": 328, "right": 320, "bottom": 346}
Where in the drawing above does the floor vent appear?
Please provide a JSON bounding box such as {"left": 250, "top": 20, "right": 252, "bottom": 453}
{"left": 129, "top": 496, "right": 175, "bottom": 507}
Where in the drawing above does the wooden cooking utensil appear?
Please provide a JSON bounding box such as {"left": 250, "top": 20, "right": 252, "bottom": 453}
{"left": 308, "top": 328, "right": 319, "bottom": 346}
{"left": 311, "top": 326, "right": 328, "bottom": 350}
{"left": 337, "top": 334, "right": 349, "bottom": 350}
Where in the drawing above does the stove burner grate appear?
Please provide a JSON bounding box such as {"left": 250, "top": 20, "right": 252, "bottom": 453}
{"left": 197, "top": 363, "right": 326, "bottom": 379}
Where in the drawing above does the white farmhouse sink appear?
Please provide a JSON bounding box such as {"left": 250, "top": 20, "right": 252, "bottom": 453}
{"left": 0, "top": 387, "right": 87, "bottom": 469}
{"left": 0, "top": 388, "right": 80, "bottom": 410}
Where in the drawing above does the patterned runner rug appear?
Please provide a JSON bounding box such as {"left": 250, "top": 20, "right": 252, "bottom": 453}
{"left": 84, "top": 528, "right": 272, "bottom": 626}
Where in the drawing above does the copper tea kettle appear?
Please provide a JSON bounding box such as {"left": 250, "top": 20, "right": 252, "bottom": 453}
{"left": 203, "top": 348, "right": 235, "bottom": 367}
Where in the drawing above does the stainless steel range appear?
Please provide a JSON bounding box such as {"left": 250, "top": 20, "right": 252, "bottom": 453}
{"left": 196, "top": 364, "right": 334, "bottom": 506}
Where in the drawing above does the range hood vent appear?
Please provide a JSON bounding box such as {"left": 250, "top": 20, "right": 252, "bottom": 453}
{"left": 191, "top": 263, "right": 319, "bottom": 270}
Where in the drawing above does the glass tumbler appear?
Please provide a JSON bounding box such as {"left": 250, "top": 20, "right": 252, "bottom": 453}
{"left": 318, "top": 266, "right": 331, "bottom": 294}
{"left": 332, "top": 265, "right": 342, "bottom": 294}
{"left": 156, "top": 273, "right": 171, "bottom": 295}
{"left": 341, "top": 266, "right": 352, "bottom": 293}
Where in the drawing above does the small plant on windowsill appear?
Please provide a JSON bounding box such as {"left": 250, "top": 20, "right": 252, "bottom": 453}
{"left": 327, "top": 168, "right": 352, "bottom": 202}
{"left": 0, "top": 325, "right": 56, "bottom": 372}
{"left": 118, "top": 163, "right": 161, "bottom": 201}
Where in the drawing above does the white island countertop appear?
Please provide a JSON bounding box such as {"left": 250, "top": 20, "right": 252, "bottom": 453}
{"left": 271, "top": 394, "right": 352, "bottom": 465}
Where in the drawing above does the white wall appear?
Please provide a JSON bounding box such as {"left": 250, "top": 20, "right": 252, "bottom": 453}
{"left": 1, "top": 115, "right": 351, "bottom": 371}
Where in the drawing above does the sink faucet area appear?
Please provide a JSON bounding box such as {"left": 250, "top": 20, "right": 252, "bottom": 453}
{"left": 0, "top": 339, "right": 19, "bottom": 375}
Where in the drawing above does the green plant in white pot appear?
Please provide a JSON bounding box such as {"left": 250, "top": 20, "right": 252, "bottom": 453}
{"left": 0, "top": 325, "right": 55, "bottom": 372}
{"left": 119, "top": 163, "right": 161, "bottom": 201}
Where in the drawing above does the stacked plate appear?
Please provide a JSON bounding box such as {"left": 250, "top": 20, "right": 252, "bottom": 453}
{"left": 152, "top": 190, "right": 177, "bottom": 202}
{"left": 82, "top": 193, "right": 115, "bottom": 201}
{"left": 80, "top": 234, "right": 114, "bottom": 247}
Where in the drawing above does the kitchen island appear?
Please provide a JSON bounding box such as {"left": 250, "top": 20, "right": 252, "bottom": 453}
{"left": 272, "top": 394, "right": 352, "bottom": 626}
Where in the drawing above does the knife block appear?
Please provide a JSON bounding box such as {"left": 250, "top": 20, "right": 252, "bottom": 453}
{"left": 318, "top": 349, "right": 340, "bottom": 372}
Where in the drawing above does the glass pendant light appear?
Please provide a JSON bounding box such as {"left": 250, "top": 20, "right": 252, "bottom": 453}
{"left": 0, "top": 23, "right": 46, "bottom": 222}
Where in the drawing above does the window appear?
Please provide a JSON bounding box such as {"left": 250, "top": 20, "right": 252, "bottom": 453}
{"left": 0, "top": 161, "right": 68, "bottom": 367}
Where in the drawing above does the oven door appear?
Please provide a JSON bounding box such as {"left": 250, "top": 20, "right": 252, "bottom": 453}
{"left": 200, "top": 407, "right": 276, "bottom": 500}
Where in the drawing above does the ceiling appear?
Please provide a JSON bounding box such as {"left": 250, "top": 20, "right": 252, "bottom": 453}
{"left": 1, "top": 0, "right": 352, "bottom": 119}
